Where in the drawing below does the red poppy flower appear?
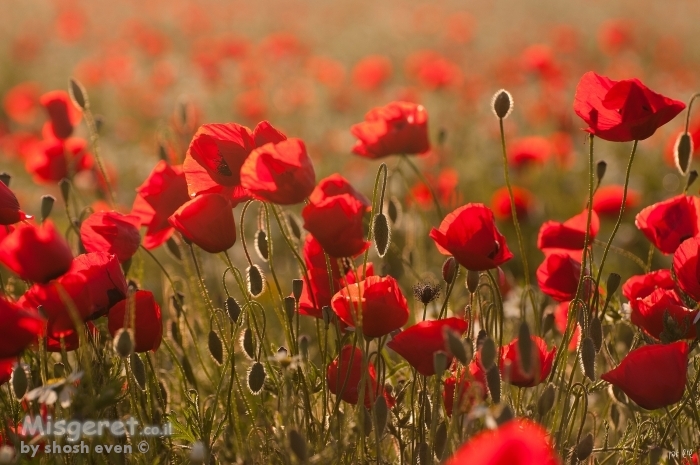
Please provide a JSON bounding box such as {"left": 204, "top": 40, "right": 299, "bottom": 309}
{"left": 46, "top": 321, "right": 98, "bottom": 352}
{"left": 537, "top": 210, "right": 600, "bottom": 260}
{"left": 0, "top": 181, "right": 31, "bottom": 225}
{"left": 405, "top": 50, "right": 462, "bottom": 90}
{"left": 3, "top": 82, "right": 40, "bottom": 124}
{"left": 0, "top": 220, "right": 73, "bottom": 283}
{"left": 80, "top": 212, "right": 141, "bottom": 263}
{"left": 130, "top": 161, "right": 190, "bottom": 250}
{"left": 25, "top": 137, "right": 93, "bottom": 183}
{"left": 430, "top": 203, "right": 513, "bottom": 272}
{"left": 387, "top": 317, "right": 469, "bottom": 376}
{"left": 351, "top": 55, "right": 393, "bottom": 92}
{"left": 350, "top": 101, "right": 430, "bottom": 159}
{"left": 445, "top": 419, "right": 560, "bottom": 465}
{"left": 632, "top": 288, "right": 697, "bottom": 341}
{"left": 491, "top": 186, "right": 533, "bottom": 221}
{"left": 500, "top": 336, "right": 555, "bottom": 387}
{"left": 635, "top": 195, "right": 700, "bottom": 254}
{"left": 573, "top": 71, "right": 685, "bottom": 142}
{"left": 554, "top": 301, "right": 580, "bottom": 352}
{"left": 108, "top": 290, "right": 163, "bottom": 353}
{"left": 331, "top": 275, "right": 409, "bottom": 338}
{"left": 240, "top": 138, "right": 316, "bottom": 205}
{"left": 508, "top": 136, "right": 552, "bottom": 169}
{"left": 592, "top": 185, "right": 641, "bottom": 217}
{"left": 168, "top": 193, "right": 236, "bottom": 253}
{"left": 72, "top": 252, "right": 127, "bottom": 316}
{"left": 536, "top": 252, "right": 582, "bottom": 302}
{"left": 40, "top": 90, "right": 82, "bottom": 140}
{"left": 326, "top": 345, "right": 388, "bottom": 408}
{"left": 674, "top": 236, "right": 700, "bottom": 302}
{"left": 302, "top": 174, "right": 371, "bottom": 258}
{"left": 0, "top": 298, "right": 44, "bottom": 359}
{"left": 0, "top": 358, "right": 14, "bottom": 386}
{"left": 443, "top": 360, "right": 487, "bottom": 417}
{"left": 601, "top": 341, "right": 688, "bottom": 410}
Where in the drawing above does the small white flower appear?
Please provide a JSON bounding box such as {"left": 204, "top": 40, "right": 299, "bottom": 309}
{"left": 25, "top": 371, "right": 83, "bottom": 407}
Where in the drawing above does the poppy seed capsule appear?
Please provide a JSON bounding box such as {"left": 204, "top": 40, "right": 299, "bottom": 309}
{"left": 40, "top": 195, "right": 55, "bottom": 223}
{"left": 130, "top": 353, "right": 147, "bottom": 390}
{"left": 442, "top": 257, "right": 458, "bottom": 284}
{"left": 254, "top": 230, "right": 269, "bottom": 261}
{"left": 247, "top": 264, "right": 266, "bottom": 298}
{"left": 372, "top": 213, "right": 390, "bottom": 257}
{"left": 575, "top": 433, "right": 594, "bottom": 461}
{"left": 113, "top": 328, "right": 134, "bottom": 358}
{"left": 288, "top": 429, "right": 308, "bottom": 462}
{"left": 491, "top": 89, "right": 513, "bottom": 119}
{"left": 208, "top": 330, "right": 224, "bottom": 365}
{"left": 596, "top": 160, "right": 607, "bottom": 185}
{"left": 412, "top": 281, "right": 441, "bottom": 305}
{"left": 248, "top": 362, "right": 266, "bottom": 394}
{"left": 11, "top": 364, "right": 28, "bottom": 399}
{"left": 225, "top": 296, "right": 241, "bottom": 324}
{"left": 580, "top": 337, "right": 596, "bottom": 381}
{"left": 292, "top": 279, "right": 304, "bottom": 301}
{"left": 674, "top": 132, "right": 693, "bottom": 176}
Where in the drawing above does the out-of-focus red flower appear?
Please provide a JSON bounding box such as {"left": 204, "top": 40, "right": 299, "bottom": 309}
{"left": 331, "top": 275, "right": 409, "bottom": 338}
{"left": 25, "top": 137, "right": 93, "bottom": 183}
{"left": 674, "top": 236, "right": 700, "bottom": 302}
{"left": 537, "top": 210, "right": 600, "bottom": 260}
{"left": 387, "top": 317, "right": 468, "bottom": 376}
{"left": 3, "top": 82, "right": 40, "bottom": 124}
{"left": 40, "top": 91, "right": 82, "bottom": 140}
{"left": 521, "top": 44, "right": 562, "bottom": 84}
{"left": 601, "top": 341, "right": 688, "bottom": 410}
{"left": 410, "top": 169, "right": 462, "bottom": 211}
{"left": 240, "top": 138, "right": 316, "bottom": 205}
{"left": 550, "top": 132, "right": 574, "bottom": 168}
{"left": 80, "top": 212, "right": 141, "bottom": 263}
{"left": 327, "top": 345, "right": 388, "bottom": 408}
{"left": 405, "top": 50, "right": 462, "bottom": 90}
{"left": 491, "top": 186, "right": 533, "bottom": 221}
{"left": 0, "top": 221, "right": 73, "bottom": 283}
{"left": 46, "top": 321, "right": 97, "bottom": 352}
{"left": 508, "top": 136, "right": 552, "bottom": 169}
{"left": 500, "top": 336, "right": 555, "bottom": 387}
{"left": 635, "top": 194, "right": 700, "bottom": 254}
{"left": 592, "top": 185, "right": 641, "bottom": 217}
{"left": 443, "top": 360, "right": 487, "bottom": 417}
{"left": 536, "top": 252, "right": 582, "bottom": 302}
{"left": 573, "top": 71, "right": 685, "bottom": 142}
{"left": 0, "top": 131, "right": 39, "bottom": 160}
{"left": 632, "top": 288, "right": 696, "bottom": 341}
{"left": 108, "top": 290, "right": 163, "bottom": 353}
{"left": 0, "top": 359, "right": 14, "bottom": 385}
{"left": 598, "top": 19, "right": 634, "bottom": 56}
{"left": 430, "top": 203, "right": 513, "bottom": 271}
{"left": 445, "top": 419, "right": 560, "bottom": 465}
{"left": 0, "top": 182, "right": 31, "bottom": 225}
{"left": 235, "top": 88, "right": 267, "bottom": 121}
{"left": 351, "top": 101, "right": 430, "bottom": 159}
{"left": 351, "top": 55, "right": 393, "bottom": 92}
{"left": 302, "top": 174, "right": 371, "bottom": 258}
{"left": 130, "top": 161, "right": 190, "bottom": 250}
{"left": 0, "top": 298, "right": 44, "bottom": 359}
{"left": 168, "top": 193, "right": 236, "bottom": 254}
{"left": 55, "top": 8, "right": 86, "bottom": 43}
{"left": 554, "top": 301, "right": 580, "bottom": 351}
{"left": 445, "top": 12, "right": 474, "bottom": 44}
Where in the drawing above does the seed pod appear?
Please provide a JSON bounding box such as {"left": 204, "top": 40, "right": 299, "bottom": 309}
{"left": 208, "top": 330, "right": 224, "bottom": 365}
{"left": 575, "top": 433, "right": 594, "bottom": 461}
{"left": 491, "top": 89, "right": 513, "bottom": 119}
{"left": 517, "top": 321, "right": 533, "bottom": 376}
{"left": 444, "top": 329, "right": 468, "bottom": 365}
{"left": 580, "top": 337, "right": 596, "bottom": 381}
{"left": 434, "top": 421, "right": 448, "bottom": 460}
{"left": 373, "top": 395, "right": 389, "bottom": 437}
{"left": 675, "top": 132, "right": 693, "bottom": 176}
{"left": 254, "top": 230, "right": 269, "bottom": 261}
{"left": 113, "top": 328, "right": 134, "bottom": 358}
{"left": 248, "top": 362, "right": 266, "bottom": 394}
{"left": 284, "top": 296, "right": 296, "bottom": 324}
{"left": 241, "top": 328, "right": 255, "bottom": 360}
{"left": 537, "top": 384, "right": 556, "bottom": 417}
{"left": 486, "top": 365, "right": 501, "bottom": 403}
{"left": 433, "top": 351, "right": 448, "bottom": 375}
{"left": 247, "top": 264, "right": 266, "bottom": 298}
{"left": 596, "top": 160, "right": 607, "bottom": 185}
{"left": 590, "top": 316, "right": 603, "bottom": 353}
{"left": 466, "top": 269, "right": 479, "bottom": 294}
{"left": 0, "top": 173, "right": 10, "bottom": 187}
{"left": 69, "top": 78, "right": 88, "bottom": 109}
{"left": 606, "top": 273, "right": 621, "bottom": 297}
{"left": 53, "top": 362, "right": 65, "bottom": 378}
{"left": 372, "top": 213, "right": 390, "bottom": 258}
{"left": 130, "top": 353, "right": 147, "bottom": 390}
{"left": 292, "top": 279, "right": 304, "bottom": 301}
{"left": 225, "top": 296, "right": 241, "bottom": 324}
{"left": 442, "top": 257, "right": 457, "bottom": 284}
{"left": 181, "top": 356, "right": 197, "bottom": 387}
{"left": 40, "top": 195, "right": 55, "bottom": 223}
{"left": 11, "top": 364, "right": 28, "bottom": 399}
{"left": 288, "top": 429, "right": 308, "bottom": 463}
{"left": 480, "top": 337, "right": 497, "bottom": 369}
{"left": 165, "top": 237, "right": 182, "bottom": 261}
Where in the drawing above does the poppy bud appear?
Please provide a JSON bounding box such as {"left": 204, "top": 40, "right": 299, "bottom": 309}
{"left": 444, "top": 329, "right": 468, "bottom": 365}
{"left": 248, "top": 362, "right": 266, "bottom": 394}
{"left": 596, "top": 160, "right": 607, "bottom": 185}
{"left": 299, "top": 335, "right": 309, "bottom": 361}
{"left": 491, "top": 89, "right": 513, "bottom": 119}
{"left": 0, "top": 173, "right": 9, "bottom": 187}
{"left": 40, "top": 195, "right": 55, "bottom": 223}
{"left": 580, "top": 337, "right": 596, "bottom": 381}
{"left": 590, "top": 316, "right": 603, "bottom": 353}
{"left": 321, "top": 306, "right": 332, "bottom": 328}
{"left": 517, "top": 321, "right": 533, "bottom": 375}
{"left": 434, "top": 421, "right": 447, "bottom": 459}
{"left": 247, "top": 264, "right": 266, "bottom": 298}
{"left": 674, "top": 132, "right": 693, "bottom": 176}
{"left": 59, "top": 178, "right": 70, "bottom": 204}
{"left": 292, "top": 279, "right": 304, "bottom": 301}
{"left": 130, "top": 353, "right": 146, "bottom": 390}
{"left": 466, "top": 269, "right": 479, "bottom": 293}
{"left": 241, "top": 328, "right": 255, "bottom": 360}
{"left": 284, "top": 296, "right": 296, "bottom": 324}
{"left": 113, "top": 328, "right": 134, "bottom": 358}
{"left": 373, "top": 395, "right": 389, "bottom": 437}
{"left": 208, "top": 330, "right": 224, "bottom": 365}
{"left": 606, "top": 272, "right": 621, "bottom": 296}
{"left": 537, "top": 383, "right": 556, "bottom": 417}
{"left": 288, "top": 429, "right": 307, "bottom": 462}
{"left": 372, "top": 213, "right": 390, "bottom": 258}
{"left": 254, "top": 230, "right": 269, "bottom": 262}
{"left": 11, "top": 364, "right": 28, "bottom": 399}
{"left": 225, "top": 296, "right": 241, "bottom": 324}
{"left": 165, "top": 237, "right": 182, "bottom": 261}
{"left": 69, "top": 78, "right": 87, "bottom": 110}
{"left": 575, "top": 433, "right": 594, "bottom": 461}
{"left": 433, "top": 351, "right": 448, "bottom": 375}
{"left": 387, "top": 196, "right": 402, "bottom": 226}
{"left": 442, "top": 257, "right": 458, "bottom": 284}
{"left": 480, "top": 337, "right": 497, "bottom": 369}
{"left": 542, "top": 311, "right": 555, "bottom": 336}
{"left": 285, "top": 212, "right": 302, "bottom": 241}
{"left": 486, "top": 365, "right": 501, "bottom": 403}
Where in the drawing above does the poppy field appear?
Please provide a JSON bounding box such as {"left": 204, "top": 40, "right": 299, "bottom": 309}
{"left": 3, "top": 0, "right": 700, "bottom": 463}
